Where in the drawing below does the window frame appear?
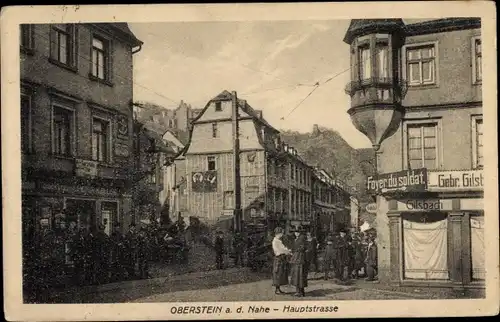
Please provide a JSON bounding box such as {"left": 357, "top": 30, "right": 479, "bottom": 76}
{"left": 212, "top": 122, "right": 218, "bottom": 138}
{"left": 402, "top": 118, "right": 443, "bottom": 170}
{"left": 471, "top": 115, "right": 483, "bottom": 169}
{"left": 49, "top": 24, "right": 77, "bottom": 69}
{"left": 20, "top": 24, "right": 35, "bottom": 52}
{"left": 90, "top": 34, "right": 112, "bottom": 83}
{"left": 357, "top": 44, "right": 371, "bottom": 81}
{"left": 402, "top": 41, "right": 439, "bottom": 87}
{"left": 20, "top": 90, "right": 33, "bottom": 154}
{"left": 471, "top": 36, "right": 482, "bottom": 85}
{"left": 207, "top": 155, "right": 217, "bottom": 171}
{"left": 91, "top": 116, "right": 112, "bottom": 164}
{"left": 51, "top": 102, "right": 76, "bottom": 157}
{"left": 215, "top": 101, "right": 222, "bottom": 112}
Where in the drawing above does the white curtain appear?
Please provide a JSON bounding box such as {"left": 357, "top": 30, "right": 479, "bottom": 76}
{"left": 403, "top": 217, "right": 449, "bottom": 280}
{"left": 470, "top": 216, "right": 485, "bottom": 280}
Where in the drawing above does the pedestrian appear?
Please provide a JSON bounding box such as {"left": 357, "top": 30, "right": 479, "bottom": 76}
{"left": 323, "top": 235, "right": 336, "bottom": 280}
{"left": 365, "top": 235, "right": 378, "bottom": 281}
{"left": 335, "top": 228, "right": 349, "bottom": 282}
{"left": 214, "top": 230, "right": 225, "bottom": 270}
{"left": 271, "top": 227, "right": 291, "bottom": 295}
{"left": 232, "top": 232, "right": 244, "bottom": 267}
{"left": 350, "top": 231, "right": 364, "bottom": 279}
{"left": 305, "top": 231, "right": 319, "bottom": 277}
{"left": 137, "top": 227, "right": 150, "bottom": 279}
{"left": 289, "top": 226, "right": 307, "bottom": 297}
{"left": 94, "top": 224, "right": 111, "bottom": 284}
{"left": 125, "top": 223, "right": 139, "bottom": 280}
{"left": 109, "top": 223, "right": 126, "bottom": 282}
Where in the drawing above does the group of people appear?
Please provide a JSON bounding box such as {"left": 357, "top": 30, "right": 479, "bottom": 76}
{"left": 271, "top": 226, "right": 378, "bottom": 297}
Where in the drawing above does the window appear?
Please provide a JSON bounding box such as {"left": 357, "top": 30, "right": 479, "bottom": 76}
{"left": 358, "top": 46, "right": 371, "bottom": 80}
{"left": 472, "top": 116, "right": 483, "bottom": 169}
{"left": 147, "top": 167, "right": 157, "bottom": 184}
{"left": 52, "top": 106, "right": 73, "bottom": 156}
{"left": 91, "top": 36, "right": 109, "bottom": 80}
{"left": 20, "top": 24, "right": 34, "bottom": 50}
{"left": 207, "top": 156, "right": 216, "bottom": 171}
{"left": 212, "top": 123, "right": 218, "bottom": 138}
{"left": 291, "top": 164, "right": 295, "bottom": 179}
{"left": 376, "top": 44, "right": 389, "bottom": 78}
{"left": 472, "top": 37, "right": 482, "bottom": 83}
{"left": 406, "top": 44, "right": 436, "bottom": 86}
{"left": 21, "top": 93, "right": 32, "bottom": 153}
{"left": 50, "top": 24, "right": 76, "bottom": 66}
{"left": 406, "top": 123, "right": 438, "bottom": 170}
{"left": 92, "top": 118, "right": 110, "bottom": 162}
{"left": 215, "top": 102, "right": 222, "bottom": 112}
{"left": 173, "top": 119, "right": 178, "bottom": 128}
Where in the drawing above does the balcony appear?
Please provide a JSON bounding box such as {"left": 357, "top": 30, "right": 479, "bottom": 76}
{"left": 345, "top": 77, "right": 408, "bottom": 103}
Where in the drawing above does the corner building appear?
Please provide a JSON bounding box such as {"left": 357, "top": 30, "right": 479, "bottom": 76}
{"left": 343, "top": 18, "right": 483, "bottom": 288}
{"left": 20, "top": 23, "right": 143, "bottom": 236}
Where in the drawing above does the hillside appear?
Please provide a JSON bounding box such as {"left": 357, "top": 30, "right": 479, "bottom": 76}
{"left": 280, "top": 125, "right": 368, "bottom": 198}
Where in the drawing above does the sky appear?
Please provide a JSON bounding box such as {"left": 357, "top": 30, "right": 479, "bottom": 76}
{"left": 129, "top": 20, "right": 374, "bottom": 149}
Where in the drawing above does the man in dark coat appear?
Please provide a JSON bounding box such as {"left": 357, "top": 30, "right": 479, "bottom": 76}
{"left": 335, "top": 228, "right": 349, "bottom": 282}
{"left": 125, "top": 224, "right": 139, "bottom": 280}
{"left": 271, "top": 227, "right": 291, "bottom": 294}
{"left": 137, "top": 227, "right": 151, "bottom": 279}
{"left": 323, "top": 235, "right": 336, "bottom": 280}
{"left": 305, "top": 231, "right": 319, "bottom": 276}
{"left": 109, "top": 223, "right": 126, "bottom": 282}
{"left": 290, "top": 227, "right": 307, "bottom": 297}
{"left": 365, "top": 235, "right": 378, "bottom": 281}
{"left": 214, "top": 230, "right": 225, "bottom": 270}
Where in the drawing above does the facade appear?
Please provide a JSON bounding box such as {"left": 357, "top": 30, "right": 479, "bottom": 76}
{"left": 180, "top": 90, "right": 353, "bottom": 234}
{"left": 21, "top": 23, "right": 143, "bottom": 236}
{"left": 344, "top": 18, "right": 483, "bottom": 288}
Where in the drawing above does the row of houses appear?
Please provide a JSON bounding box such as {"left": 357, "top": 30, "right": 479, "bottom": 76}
{"left": 20, "top": 23, "right": 356, "bottom": 240}
{"left": 156, "top": 90, "right": 357, "bottom": 235}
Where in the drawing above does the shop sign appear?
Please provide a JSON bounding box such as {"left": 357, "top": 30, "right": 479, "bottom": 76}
{"left": 366, "top": 168, "right": 427, "bottom": 194}
{"left": 397, "top": 199, "right": 453, "bottom": 212}
{"left": 39, "top": 182, "right": 119, "bottom": 197}
{"left": 365, "top": 203, "right": 377, "bottom": 214}
{"left": 75, "top": 159, "right": 98, "bottom": 178}
{"left": 427, "top": 170, "right": 483, "bottom": 192}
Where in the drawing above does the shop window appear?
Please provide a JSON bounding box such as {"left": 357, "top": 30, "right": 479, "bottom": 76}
{"left": 21, "top": 92, "right": 33, "bottom": 153}
{"left": 212, "top": 122, "right": 218, "bottom": 138}
{"left": 20, "top": 24, "right": 34, "bottom": 51}
{"left": 470, "top": 215, "right": 485, "bottom": 280}
{"left": 207, "top": 156, "right": 216, "bottom": 171}
{"left": 405, "top": 43, "right": 437, "bottom": 86}
{"left": 402, "top": 212, "right": 449, "bottom": 280}
{"left": 472, "top": 37, "right": 482, "bottom": 84}
{"left": 52, "top": 105, "right": 74, "bottom": 156}
{"left": 405, "top": 122, "right": 439, "bottom": 170}
{"left": 472, "top": 116, "right": 483, "bottom": 169}
{"left": 358, "top": 46, "right": 371, "bottom": 80}
{"left": 50, "top": 24, "right": 77, "bottom": 68}
{"left": 91, "top": 36, "right": 110, "bottom": 81}
{"left": 376, "top": 43, "right": 389, "bottom": 78}
{"left": 92, "top": 118, "right": 111, "bottom": 162}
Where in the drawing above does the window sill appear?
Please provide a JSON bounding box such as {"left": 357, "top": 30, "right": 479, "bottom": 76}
{"left": 407, "top": 83, "right": 439, "bottom": 90}
{"left": 88, "top": 74, "right": 114, "bottom": 87}
{"left": 48, "top": 58, "right": 78, "bottom": 73}
{"left": 20, "top": 47, "right": 35, "bottom": 56}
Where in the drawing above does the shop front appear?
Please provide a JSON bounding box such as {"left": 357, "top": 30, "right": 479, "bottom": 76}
{"left": 384, "top": 169, "right": 484, "bottom": 288}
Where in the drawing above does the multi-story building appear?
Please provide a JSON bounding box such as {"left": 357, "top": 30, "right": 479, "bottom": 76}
{"left": 179, "top": 90, "right": 352, "bottom": 235}
{"left": 21, "top": 23, "right": 143, "bottom": 236}
{"left": 344, "top": 18, "right": 483, "bottom": 288}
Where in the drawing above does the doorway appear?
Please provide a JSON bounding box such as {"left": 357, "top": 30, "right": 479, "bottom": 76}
{"left": 65, "top": 199, "right": 96, "bottom": 230}
{"left": 101, "top": 201, "right": 118, "bottom": 236}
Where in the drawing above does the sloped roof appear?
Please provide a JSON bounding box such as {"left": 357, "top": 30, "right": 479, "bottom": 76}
{"left": 92, "top": 23, "right": 143, "bottom": 47}
{"left": 142, "top": 126, "right": 176, "bottom": 154}
{"left": 343, "top": 19, "right": 405, "bottom": 44}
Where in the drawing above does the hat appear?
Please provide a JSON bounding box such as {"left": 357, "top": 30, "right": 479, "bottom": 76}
{"left": 274, "top": 227, "right": 284, "bottom": 235}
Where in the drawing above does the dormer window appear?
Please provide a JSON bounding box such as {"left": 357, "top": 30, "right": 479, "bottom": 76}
{"left": 358, "top": 46, "right": 371, "bottom": 80}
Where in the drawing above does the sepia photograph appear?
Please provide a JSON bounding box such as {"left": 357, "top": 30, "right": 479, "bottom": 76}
{"left": 2, "top": 2, "right": 498, "bottom": 320}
